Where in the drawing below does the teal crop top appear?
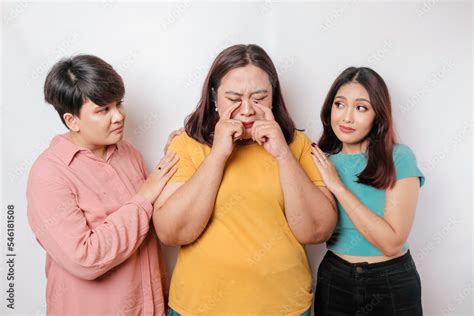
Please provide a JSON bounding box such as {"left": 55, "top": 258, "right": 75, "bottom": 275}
{"left": 326, "top": 144, "right": 425, "bottom": 256}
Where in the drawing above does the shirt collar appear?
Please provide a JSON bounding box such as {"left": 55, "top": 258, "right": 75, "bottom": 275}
{"left": 50, "top": 133, "right": 118, "bottom": 166}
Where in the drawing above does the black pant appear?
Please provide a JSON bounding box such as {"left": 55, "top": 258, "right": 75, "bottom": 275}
{"left": 313, "top": 250, "right": 422, "bottom": 316}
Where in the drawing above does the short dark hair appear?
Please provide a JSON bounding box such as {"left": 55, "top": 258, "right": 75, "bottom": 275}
{"left": 185, "top": 44, "right": 297, "bottom": 146}
{"left": 44, "top": 55, "right": 125, "bottom": 128}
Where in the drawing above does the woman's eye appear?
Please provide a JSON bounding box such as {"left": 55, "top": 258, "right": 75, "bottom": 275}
{"left": 228, "top": 98, "right": 241, "bottom": 103}
{"left": 117, "top": 100, "right": 124, "bottom": 107}
{"left": 253, "top": 97, "right": 266, "bottom": 103}
{"left": 357, "top": 105, "right": 368, "bottom": 112}
{"left": 98, "top": 107, "right": 109, "bottom": 113}
{"left": 334, "top": 102, "right": 344, "bottom": 109}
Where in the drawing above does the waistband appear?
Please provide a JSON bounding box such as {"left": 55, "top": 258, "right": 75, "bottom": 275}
{"left": 323, "top": 250, "right": 416, "bottom": 277}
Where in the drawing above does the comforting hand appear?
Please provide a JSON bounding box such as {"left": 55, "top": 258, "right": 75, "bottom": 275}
{"left": 310, "top": 144, "right": 345, "bottom": 193}
{"left": 139, "top": 151, "right": 179, "bottom": 204}
{"left": 211, "top": 103, "right": 245, "bottom": 160}
{"left": 251, "top": 103, "right": 290, "bottom": 160}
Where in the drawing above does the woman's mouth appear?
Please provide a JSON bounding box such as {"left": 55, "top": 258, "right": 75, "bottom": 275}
{"left": 339, "top": 125, "right": 355, "bottom": 133}
{"left": 112, "top": 126, "right": 124, "bottom": 133}
{"left": 242, "top": 121, "right": 254, "bottom": 129}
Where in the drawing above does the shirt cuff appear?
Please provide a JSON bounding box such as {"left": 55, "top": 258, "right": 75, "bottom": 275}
{"left": 129, "top": 194, "right": 153, "bottom": 218}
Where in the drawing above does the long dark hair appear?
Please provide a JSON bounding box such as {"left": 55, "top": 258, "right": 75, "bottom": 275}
{"left": 318, "top": 67, "right": 397, "bottom": 189}
{"left": 185, "top": 44, "right": 296, "bottom": 146}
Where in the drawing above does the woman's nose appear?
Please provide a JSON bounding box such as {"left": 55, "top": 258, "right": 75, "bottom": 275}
{"left": 112, "top": 107, "right": 125, "bottom": 123}
{"left": 240, "top": 99, "right": 256, "bottom": 116}
{"left": 342, "top": 108, "right": 354, "bottom": 123}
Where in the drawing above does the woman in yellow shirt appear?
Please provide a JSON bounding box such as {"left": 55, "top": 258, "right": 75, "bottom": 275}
{"left": 153, "top": 44, "right": 337, "bottom": 316}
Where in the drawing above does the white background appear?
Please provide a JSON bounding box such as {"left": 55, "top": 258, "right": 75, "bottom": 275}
{"left": 1, "top": 1, "right": 472, "bottom": 315}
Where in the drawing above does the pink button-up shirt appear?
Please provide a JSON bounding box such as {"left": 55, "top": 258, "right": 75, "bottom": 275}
{"left": 27, "top": 134, "right": 167, "bottom": 316}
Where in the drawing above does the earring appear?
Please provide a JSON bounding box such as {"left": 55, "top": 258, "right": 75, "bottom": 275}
{"left": 211, "top": 87, "right": 218, "bottom": 112}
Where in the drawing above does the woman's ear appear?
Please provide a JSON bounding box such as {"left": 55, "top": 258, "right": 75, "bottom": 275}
{"left": 211, "top": 87, "right": 217, "bottom": 103}
{"left": 63, "top": 113, "right": 79, "bottom": 132}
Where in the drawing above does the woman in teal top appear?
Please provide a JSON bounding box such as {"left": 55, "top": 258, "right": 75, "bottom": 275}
{"left": 310, "top": 67, "right": 424, "bottom": 315}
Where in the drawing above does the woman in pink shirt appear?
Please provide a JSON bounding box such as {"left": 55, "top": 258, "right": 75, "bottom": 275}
{"left": 27, "top": 55, "right": 178, "bottom": 315}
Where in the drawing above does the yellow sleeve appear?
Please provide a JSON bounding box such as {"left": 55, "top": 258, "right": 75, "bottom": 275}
{"left": 166, "top": 133, "right": 197, "bottom": 183}
{"left": 296, "top": 132, "right": 326, "bottom": 187}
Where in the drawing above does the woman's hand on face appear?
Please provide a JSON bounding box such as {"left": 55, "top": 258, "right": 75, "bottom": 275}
{"left": 211, "top": 103, "right": 245, "bottom": 160}
{"left": 164, "top": 128, "right": 185, "bottom": 154}
{"left": 310, "top": 144, "right": 345, "bottom": 193}
{"left": 138, "top": 151, "right": 180, "bottom": 204}
{"left": 251, "top": 103, "right": 290, "bottom": 160}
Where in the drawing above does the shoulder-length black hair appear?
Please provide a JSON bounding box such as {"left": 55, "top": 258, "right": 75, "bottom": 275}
{"left": 185, "top": 44, "right": 296, "bottom": 146}
{"left": 318, "top": 67, "right": 397, "bottom": 189}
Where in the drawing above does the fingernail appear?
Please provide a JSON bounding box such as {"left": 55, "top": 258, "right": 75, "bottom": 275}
{"left": 311, "top": 142, "right": 316, "bottom": 147}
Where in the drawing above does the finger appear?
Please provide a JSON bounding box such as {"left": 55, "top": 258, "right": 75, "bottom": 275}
{"left": 169, "top": 129, "right": 182, "bottom": 139}
{"left": 164, "top": 150, "right": 177, "bottom": 164}
{"left": 155, "top": 166, "right": 178, "bottom": 195}
{"left": 163, "top": 166, "right": 178, "bottom": 179}
{"left": 164, "top": 135, "right": 178, "bottom": 154}
{"left": 227, "top": 119, "right": 244, "bottom": 140}
{"left": 171, "top": 129, "right": 181, "bottom": 136}
{"left": 254, "top": 124, "right": 271, "bottom": 138}
{"left": 164, "top": 142, "right": 171, "bottom": 154}
{"left": 314, "top": 145, "right": 329, "bottom": 163}
{"left": 311, "top": 147, "right": 329, "bottom": 170}
{"left": 254, "top": 126, "right": 272, "bottom": 145}
{"left": 221, "top": 103, "right": 241, "bottom": 120}
{"left": 167, "top": 128, "right": 184, "bottom": 141}
{"left": 254, "top": 103, "right": 275, "bottom": 121}
{"left": 310, "top": 145, "right": 325, "bottom": 164}
{"left": 164, "top": 128, "right": 183, "bottom": 152}
{"left": 311, "top": 149, "right": 324, "bottom": 169}
{"left": 156, "top": 151, "right": 176, "bottom": 171}
{"left": 155, "top": 158, "right": 179, "bottom": 178}
{"left": 168, "top": 154, "right": 180, "bottom": 168}
{"left": 310, "top": 143, "right": 321, "bottom": 157}
{"left": 312, "top": 146, "right": 330, "bottom": 169}
{"left": 255, "top": 123, "right": 274, "bottom": 142}
{"left": 156, "top": 151, "right": 174, "bottom": 169}
{"left": 251, "top": 120, "right": 267, "bottom": 142}
{"left": 161, "top": 155, "right": 180, "bottom": 173}
{"left": 233, "top": 123, "right": 244, "bottom": 141}
{"left": 310, "top": 151, "right": 322, "bottom": 167}
{"left": 165, "top": 130, "right": 180, "bottom": 146}
{"left": 251, "top": 122, "right": 261, "bottom": 144}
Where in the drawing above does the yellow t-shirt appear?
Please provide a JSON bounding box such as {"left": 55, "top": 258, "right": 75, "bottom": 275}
{"left": 167, "top": 130, "right": 325, "bottom": 316}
